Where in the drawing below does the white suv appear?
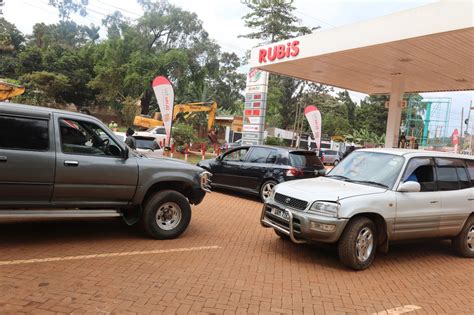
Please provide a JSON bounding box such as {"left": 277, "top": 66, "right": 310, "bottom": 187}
{"left": 261, "top": 148, "right": 474, "bottom": 270}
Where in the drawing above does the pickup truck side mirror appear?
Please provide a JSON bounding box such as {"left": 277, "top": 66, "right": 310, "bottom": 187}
{"left": 397, "top": 181, "right": 420, "bottom": 192}
{"left": 122, "top": 146, "right": 129, "bottom": 160}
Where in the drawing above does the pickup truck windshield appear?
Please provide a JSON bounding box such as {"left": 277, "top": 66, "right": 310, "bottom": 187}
{"left": 328, "top": 151, "right": 404, "bottom": 189}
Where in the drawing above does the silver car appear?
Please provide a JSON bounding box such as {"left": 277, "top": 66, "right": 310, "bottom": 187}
{"left": 319, "top": 149, "right": 342, "bottom": 165}
{"left": 262, "top": 148, "right": 474, "bottom": 270}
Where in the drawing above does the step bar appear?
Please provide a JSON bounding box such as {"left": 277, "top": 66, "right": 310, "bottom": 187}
{"left": 0, "top": 210, "right": 122, "bottom": 218}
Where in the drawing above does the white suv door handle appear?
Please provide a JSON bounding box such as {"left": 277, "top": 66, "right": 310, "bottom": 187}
{"left": 430, "top": 200, "right": 438, "bottom": 204}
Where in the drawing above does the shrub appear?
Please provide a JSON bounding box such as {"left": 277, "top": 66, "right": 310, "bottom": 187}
{"left": 172, "top": 123, "right": 196, "bottom": 146}
{"left": 265, "top": 136, "right": 284, "bottom": 146}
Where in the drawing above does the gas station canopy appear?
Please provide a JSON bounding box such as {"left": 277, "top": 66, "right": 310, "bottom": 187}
{"left": 249, "top": 1, "right": 473, "bottom": 95}
{"left": 248, "top": 1, "right": 473, "bottom": 148}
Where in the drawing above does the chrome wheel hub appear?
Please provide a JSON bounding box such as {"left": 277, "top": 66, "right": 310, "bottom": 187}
{"left": 262, "top": 183, "right": 275, "bottom": 201}
{"left": 356, "top": 227, "right": 374, "bottom": 262}
{"left": 467, "top": 225, "right": 474, "bottom": 252}
{"left": 155, "top": 202, "right": 182, "bottom": 230}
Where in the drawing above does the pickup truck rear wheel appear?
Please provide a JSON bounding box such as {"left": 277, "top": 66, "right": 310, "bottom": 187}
{"left": 452, "top": 215, "right": 474, "bottom": 258}
{"left": 142, "top": 190, "right": 191, "bottom": 239}
{"left": 338, "top": 217, "right": 376, "bottom": 270}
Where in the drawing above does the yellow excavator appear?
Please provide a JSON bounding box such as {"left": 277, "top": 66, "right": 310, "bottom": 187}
{"left": 133, "top": 101, "right": 218, "bottom": 132}
{"left": 0, "top": 81, "right": 25, "bottom": 101}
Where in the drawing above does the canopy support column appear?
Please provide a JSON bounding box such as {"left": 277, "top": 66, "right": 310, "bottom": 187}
{"left": 384, "top": 75, "right": 405, "bottom": 148}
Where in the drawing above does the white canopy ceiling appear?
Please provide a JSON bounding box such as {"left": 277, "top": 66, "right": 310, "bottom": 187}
{"left": 249, "top": 1, "right": 474, "bottom": 95}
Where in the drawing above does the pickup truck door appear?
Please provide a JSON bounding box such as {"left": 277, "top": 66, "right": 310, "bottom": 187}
{"left": 394, "top": 157, "right": 441, "bottom": 240}
{"left": 0, "top": 113, "right": 55, "bottom": 207}
{"left": 51, "top": 114, "right": 138, "bottom": 206}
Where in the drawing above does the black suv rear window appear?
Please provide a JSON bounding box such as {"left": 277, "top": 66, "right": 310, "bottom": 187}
{"left": 289, "top": 152, "right": 323, "bottom": 168}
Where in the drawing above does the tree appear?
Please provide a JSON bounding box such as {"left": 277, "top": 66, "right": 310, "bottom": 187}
{"left": 240, "top": 0, "right": 313, "bottom": 43}
{"left": 356, "top": 95, "right": 389, "bottom": 135}
{"left": 48, "top": 0, "right": 89, "bottom": 21}
{"left": 337, "top": 90, "right": 356, "bottom": 129}
{"left": 0, "top": 18, "right": 25, "bottom": 78}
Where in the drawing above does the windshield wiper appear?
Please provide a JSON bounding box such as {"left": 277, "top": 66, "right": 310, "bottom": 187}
{"left": 345, "top": 179, "right": 388, "bottom": 189}
{"left": 326, "top": 175, "right": 350, "bottom": 181}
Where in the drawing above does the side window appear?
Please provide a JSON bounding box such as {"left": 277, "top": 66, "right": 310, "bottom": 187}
{"left": 59, "top": 118, "right": 121, "bottom": 157}
{"left": 223, "top": 148, "right": 248, "bottom": 161}
{"left": 402, "top": 158, "right": 436, "bottom": 191}
{"left": 0, "top": 115, "right": 49, "bottom": 151}
{"left": 435, "top": 158, "right": 463, "bottom": 191}
{"left": 267, "top": 150, "right": 278, "bottom": 164}
{"left": 466, "top": 160, "right": 474, "bottom": 186}
{"left": 247, "top": 147, "right": 273, "bottom": 163}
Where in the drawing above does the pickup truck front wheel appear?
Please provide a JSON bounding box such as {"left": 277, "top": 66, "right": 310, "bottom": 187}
{"left": 142, "top": 190, "right": 191, "bottom": 239}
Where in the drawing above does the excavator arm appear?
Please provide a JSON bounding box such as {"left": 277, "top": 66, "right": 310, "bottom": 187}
{"left": 172, "top": 102, "right": 217, "bottom": 132}
{"left": 0, "top": 81, "right": 25, "bottom": 101}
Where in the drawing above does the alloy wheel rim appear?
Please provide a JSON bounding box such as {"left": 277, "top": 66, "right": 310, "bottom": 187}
{"left": 356, "top": 227, "right": 374, "bottom": 262}
{"left": 262, "top": 183, "right": 275, "bottom": 200}
{"left": 467, "top": 225, "right": 474, "bottom": 252}
{"left": 155, "top": 202, "right": 182, "bottom": 230}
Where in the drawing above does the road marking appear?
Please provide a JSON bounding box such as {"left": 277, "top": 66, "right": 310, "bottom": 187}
{"left": 373, "top": 305, "right": 422, "bottom": 315}
{"left": 0, "top": 245, "right": 221, "bottom": 266}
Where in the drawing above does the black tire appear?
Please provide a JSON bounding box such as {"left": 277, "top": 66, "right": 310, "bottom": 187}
{"left": 142, "top": 190, "right": 191, "bottom": 240}
{"left": 274, "top": 229, "right": 289, "bottom": 239}
{"left": 260, "top": 180, "right": 277, "bottom": 202}
{"left": 452, "top": 215, "right": 474, "bottom": 258}
{"left": 338, "top": 217, "right": 377, "bottom": 270}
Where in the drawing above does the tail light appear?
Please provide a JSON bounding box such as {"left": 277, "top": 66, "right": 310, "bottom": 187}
{"left": 286, "top": 167, "right": 303, "bottom": 177}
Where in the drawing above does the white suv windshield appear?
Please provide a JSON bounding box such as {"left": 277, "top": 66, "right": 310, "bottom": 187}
{"left": 327, "top": 151, "right": 405, "bottom": 189}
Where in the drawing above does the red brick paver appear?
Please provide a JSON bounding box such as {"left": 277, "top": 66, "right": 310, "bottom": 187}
{"left": 0, "top": 192, "right": 473, "bottom": 314}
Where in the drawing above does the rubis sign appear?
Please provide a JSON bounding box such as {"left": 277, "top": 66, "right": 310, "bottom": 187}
{"left": 259, "top": 40, "right": 300, "bottom": 64}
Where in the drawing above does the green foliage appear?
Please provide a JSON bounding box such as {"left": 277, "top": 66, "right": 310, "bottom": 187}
{"left": 345, "top": 129, "right": 385, "bottom": 146}
{"left": 18, "top": 71, "right": 72, "bottom": 104}
{"left": 121, "top": 97, "right": 140, "bottom": 127}
{"left": 265, "top": 136, "right": 284, "bottom": 146}
{"left": 240, "top": 0, "right": 314, "bottom": 43}
{"left": 172, "top": 123, "right": 196, "bottom": 146}
{"left": 0, "top": 18, "right": 24, "bottom": 78}
{"left": 355, "top": 95, "right": 389, "bottom": 135}
{"left": 48, "top": 0, "right": 89, "bottom": 21}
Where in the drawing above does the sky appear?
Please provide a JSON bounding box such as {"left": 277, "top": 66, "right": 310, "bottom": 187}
{"left": 2, "top": 0, "right": 473, "bottom": 135}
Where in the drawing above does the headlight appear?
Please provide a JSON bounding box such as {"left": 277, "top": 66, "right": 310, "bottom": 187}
{"left": 309, "top": 201, "right": 340, "bottom": 217}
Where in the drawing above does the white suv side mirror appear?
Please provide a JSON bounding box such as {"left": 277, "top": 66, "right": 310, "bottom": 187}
{"left": 397, "top": 181, "right": 421, "bottom": 192}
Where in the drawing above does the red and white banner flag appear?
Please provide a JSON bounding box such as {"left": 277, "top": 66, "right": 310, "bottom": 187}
{"left": 304, "top": 105, "right": 322, "bottom": 150}
{"left": 152, "top": 76, "right": 174, "bottom": 144}
{"left": 452, "top": 128, "right": 459, "bottom": 153}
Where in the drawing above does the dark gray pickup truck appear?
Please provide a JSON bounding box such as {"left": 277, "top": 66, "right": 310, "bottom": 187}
{"left": 0, "top": 102, "right": 211, "bottom": 239}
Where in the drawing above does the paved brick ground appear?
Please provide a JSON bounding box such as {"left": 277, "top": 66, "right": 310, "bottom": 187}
{"left": 0, "top": 191, "right": 472, "bottom": 314}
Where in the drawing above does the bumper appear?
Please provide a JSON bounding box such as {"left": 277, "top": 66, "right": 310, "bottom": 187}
{"left": 260, "top": 202, "right": 348, "bottom": 244}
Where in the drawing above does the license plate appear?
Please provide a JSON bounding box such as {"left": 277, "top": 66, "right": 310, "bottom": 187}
{"left": 271, "top": 208, "right": 289, "bottom": 220}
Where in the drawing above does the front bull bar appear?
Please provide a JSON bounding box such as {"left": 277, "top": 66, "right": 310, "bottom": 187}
{"left": 260, "top": 204, "right": 307, "bottom": 244}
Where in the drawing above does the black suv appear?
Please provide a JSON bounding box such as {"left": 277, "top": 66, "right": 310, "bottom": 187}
{"left": 197, "top": 145, "right": 325, "bottom": 201}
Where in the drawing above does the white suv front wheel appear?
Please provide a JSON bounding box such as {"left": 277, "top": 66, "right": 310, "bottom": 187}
{"left": 453, "top": 215, "right": 474, "bottom": 258}
{"left": 338, "top": 217, "right": 377, "bottom": 270}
